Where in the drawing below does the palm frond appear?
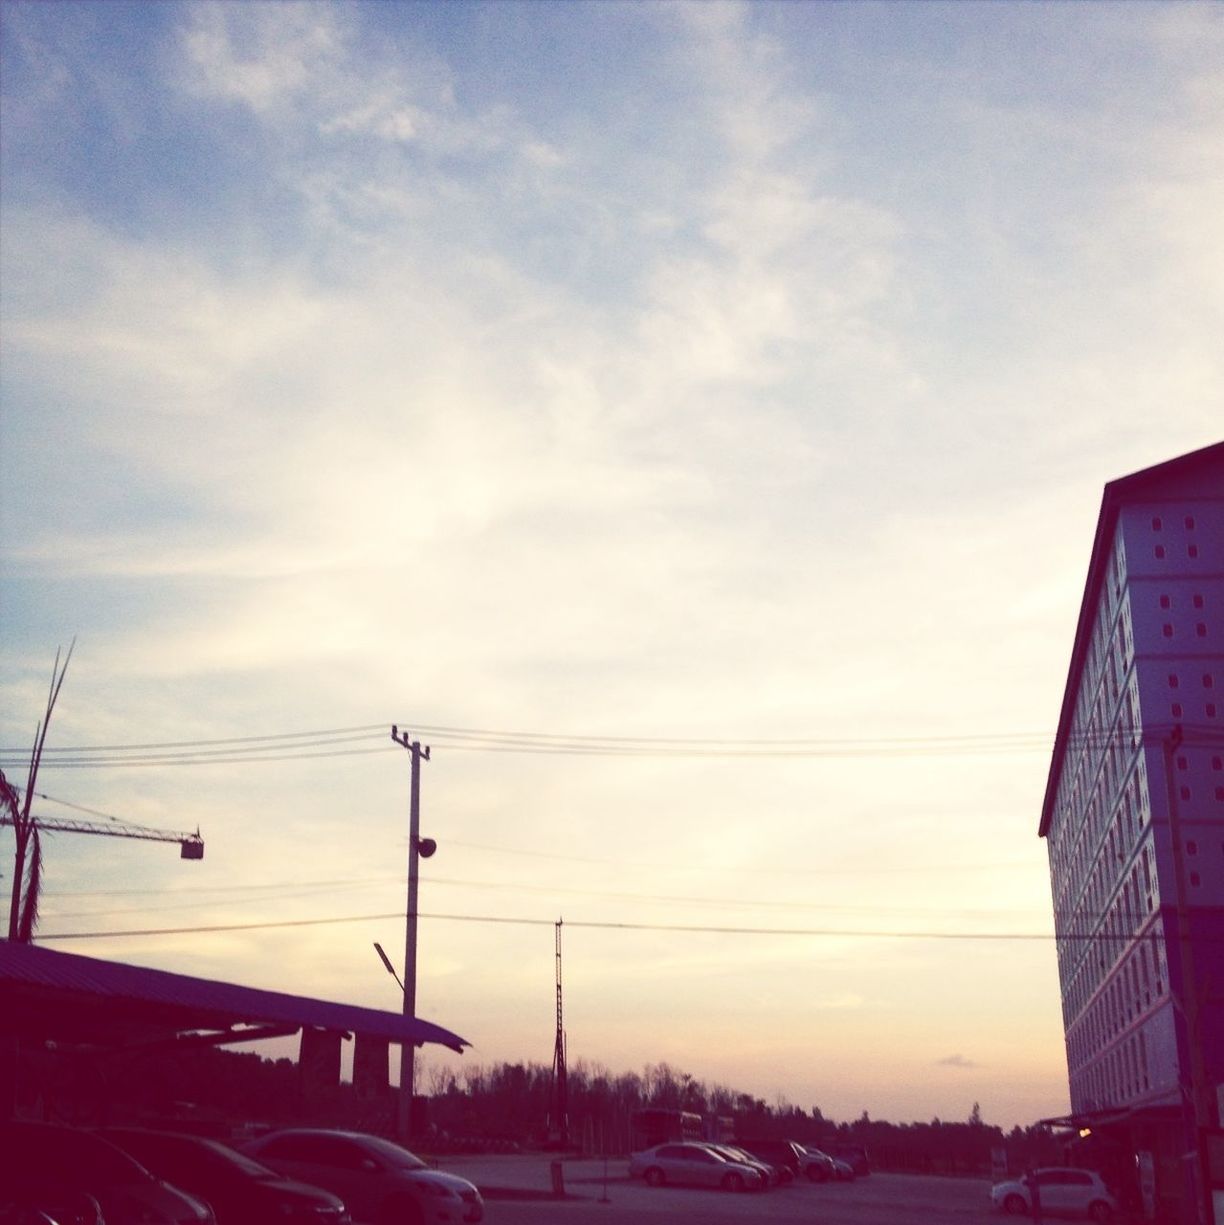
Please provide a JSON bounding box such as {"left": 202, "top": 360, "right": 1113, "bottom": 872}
{"left": 17, "top": 823, "right": 42, "bottom": 943}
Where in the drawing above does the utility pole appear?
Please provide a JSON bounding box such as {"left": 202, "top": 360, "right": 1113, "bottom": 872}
{"left": 391, "top": 725, "right": 431, "bottom": 1144}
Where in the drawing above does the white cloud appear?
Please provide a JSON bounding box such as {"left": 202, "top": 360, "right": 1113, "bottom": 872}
{"left": 179, "top": 2, "right": 344, "bottom": 114}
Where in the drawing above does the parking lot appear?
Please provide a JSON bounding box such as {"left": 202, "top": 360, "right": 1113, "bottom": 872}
{"left": 443, "top": 1156, "right": 1004, "bottom": 1225}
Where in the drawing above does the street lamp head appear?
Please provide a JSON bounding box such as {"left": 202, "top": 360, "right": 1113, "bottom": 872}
{"left": 416, "top": 837, "right": 437, "bottom": 859}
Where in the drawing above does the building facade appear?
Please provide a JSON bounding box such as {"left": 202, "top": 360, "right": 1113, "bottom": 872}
{"left": 1039, "top": 442, "right": 1224, "bottom": 1224}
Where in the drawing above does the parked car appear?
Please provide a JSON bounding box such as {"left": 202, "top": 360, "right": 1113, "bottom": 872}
{"left": 0, "top": 1193, "right": 102, "bottom": 1225}
{"left": 240, "top": 1129, "right": 482, "bottom": 1225}
{"left": 799, "top": 1145, "right": 838, "bottom": 1182}
{"left": 701, "top": 1144, "right": 776, "bottom": 1188}
{"left": 0, "top": 1122, "right": 213, "bottom": 1225}
{"left": 628, "top": 1142, "right": 766, "bottom": 1191}
{"left": 991, "top": 1168, "right": 1117, "bottom": 1222}
{"left": 101, "top": 1128, "right": 350, "bottom": 1225}
{"left": 831, "top": 1143, "right": 870, "bottom": 1177}
{"left": 735, "top": 1138, "right": 825, "bottom": 1182}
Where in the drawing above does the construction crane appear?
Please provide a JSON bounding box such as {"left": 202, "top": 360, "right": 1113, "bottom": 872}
{"left": 1, "top": 812, "right": 204, "bottom": 859}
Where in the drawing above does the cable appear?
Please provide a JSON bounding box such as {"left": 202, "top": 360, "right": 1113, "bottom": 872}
{"left": 445, "top": 837, "right": 1032, "bottom": 876}
{"left": 36, "top": 908, "right": 1179, "bottom": 943}
{"left": 35, "top": 911, "right": 1066, "bottom": 941}
{"left": 4, "top": 725, "right": 385, "bottom": 753}
{"left": 6, "top": 720, "right": 1216, "bottom": 770}
{"left": 36, "top": 871, "right": 1056, "bottom": 922}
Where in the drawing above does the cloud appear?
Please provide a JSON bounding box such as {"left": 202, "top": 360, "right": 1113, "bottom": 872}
{"left": 937, "top": 1054, "right": 980, "bottom": 1070}
{"left": 178, "top": 2, "right": 344, "bottom": 114}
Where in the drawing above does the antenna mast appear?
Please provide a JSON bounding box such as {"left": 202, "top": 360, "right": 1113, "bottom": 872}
{"left": 550, "top": 917, "right": 568, "bottom": 1147}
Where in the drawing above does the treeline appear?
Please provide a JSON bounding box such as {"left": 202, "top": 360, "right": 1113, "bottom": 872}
{"left": 421, "top": 1058, "right": 1064, "bottom": 1175}
{"left": 17, "top": 1045, "right": 1064, "bottom": 1176}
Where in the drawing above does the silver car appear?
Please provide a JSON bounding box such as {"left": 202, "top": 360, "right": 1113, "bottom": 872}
{"left": 629, "top": 1142, "right": 765, "bottom": 1191}
{"left": 991, "top": 1167, "right": 1117, "bottom": 1222}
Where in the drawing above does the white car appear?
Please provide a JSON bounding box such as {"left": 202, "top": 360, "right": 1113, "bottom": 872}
{"left": 241, "top": 1129, "right": 482, "bottom": 1225}
{"left": 992, "top": 1167, "right": 1117, "bottom": 1222}
{"left": 629, "top": 1142, "right": 766, "bottom": 1191}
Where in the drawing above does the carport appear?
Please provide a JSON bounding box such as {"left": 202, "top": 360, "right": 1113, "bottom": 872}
{"left": 0, "top": 941, "right": 469, "bottom": 1122}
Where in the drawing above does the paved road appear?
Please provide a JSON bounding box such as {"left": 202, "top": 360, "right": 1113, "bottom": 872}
{"left": 440, "top": 1157, "right": 1002, "bottom": 1225}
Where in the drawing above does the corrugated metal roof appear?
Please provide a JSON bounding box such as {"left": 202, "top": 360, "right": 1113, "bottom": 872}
{"left": 0, "top": 942, "right": 469, "bottom": 1053}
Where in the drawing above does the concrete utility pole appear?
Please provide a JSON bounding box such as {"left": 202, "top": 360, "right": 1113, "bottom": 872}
{"left": 391, "top": 725, "right": 432, "bottom": 1143}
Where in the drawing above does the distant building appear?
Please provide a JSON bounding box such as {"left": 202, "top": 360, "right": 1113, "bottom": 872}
{"left": 1038, "top": 442, "right": 1224, "bottom": 1225}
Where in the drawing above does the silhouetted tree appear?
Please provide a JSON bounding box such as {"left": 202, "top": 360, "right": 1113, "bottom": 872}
{"left": 5, "top": 642, "right": 73, "bottom": 942}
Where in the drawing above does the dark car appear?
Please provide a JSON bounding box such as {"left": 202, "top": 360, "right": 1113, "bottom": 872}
{"left": 832, "top": 1143, "right": 870, "bottom": 1177}
{"left": 240, "top": 1129, "right": 483, "bottom": 1225}
{"left": 101, "top": 1128, "right": 350, "bottom": 1225}
{"left": 0, "top": 1193, "right": 102, "bottom": 1225}
{"left": 704, "top": 1143, "right": 778, "bottom": 1188}
{"left": 734, "top": 1138, "right": 824, "bottom": 1182}
{"left": 0, "top": 1122, "right": 213, "bottom": 1225}
{"left": 800, "top": 1145, "right": 839, "bottom": 1182}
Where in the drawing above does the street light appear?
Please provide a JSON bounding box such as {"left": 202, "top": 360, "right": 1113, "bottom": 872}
{"left": 373, "top": 941, "right": 405, "bottom": 994}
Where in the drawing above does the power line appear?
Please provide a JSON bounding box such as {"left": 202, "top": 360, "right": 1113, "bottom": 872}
{"left": 40, "top": 908, "right": 1174, "bottom": 943}
{"left": 446, "top": 837, "right": 1033, "bottom": 876}
{"left": 36, "top": 871, "right": 1057, "bottom": 923}
{"left": 7, "top": 720, "right": 1216, "bottom": 771}
{"left": 3, "top": 723, "right": 1063, "bottom": 766}
{"left": 35, "top": 910, "right": 1066, "bottom": 942}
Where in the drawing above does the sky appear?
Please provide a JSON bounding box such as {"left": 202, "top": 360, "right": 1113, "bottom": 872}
{"left": 1, "top": 0, "right": 1221, "bottom": 1133}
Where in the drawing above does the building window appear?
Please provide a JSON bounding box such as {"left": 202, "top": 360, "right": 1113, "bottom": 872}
{"left": 1190, "top": 872, "right": 1201, "bottom": 887}
{"left": 1169, "top": 674, "right": 1180, "bottom": 688}
{"left": 1205, "top": 674, "right": 1215, "bottom": 688}
{"left": 1216, "top": 787, "right": 1224, "bottom": 800}
{"left": 1180, "top": 785, "right": 1191, "bottom": 801}
{"left": 1208, "top": 703, "right": 1218, "bottom": 718}
{"left": 1178, "top": 755, "right": 1188, "bottom": 770}
{"left": 1156, "top": 545, "right": 1166, "bottom": 559}
{"left": 1213, "top": 756, "right": 1222, "bottom": 770}
{"left": 1197, "top": 623, "right": 1208, "bottom": 638}
{"left": 1172, "top": 702, "right": 1183, "bottom": 717}
{"left": 1164, "top": 624, "right": 1174, "bottom": 638}
{"left": 1189, "top": 543, "right": 1199, "bottom": 558}
{"left": 1160, "top": 594, "right": 1171, "bottom": 609}
{"left": 1187, "top": 840, "right": 1198, "bottom": 855}
{"left": 1185, "top": 516, "right": 1196, "bottom": 530}
{"left": 1194, "top": 594, "right": 1205, "bottom": 608}
{"left": 1152, "top": 517, "right": 1163, "bottom": 530}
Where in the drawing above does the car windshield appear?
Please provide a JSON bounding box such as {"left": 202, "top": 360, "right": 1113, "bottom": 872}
{"left": 112, "top": 1133, "right": 280, "bottom": 1182}
{"left": 349, "top": 1135, "right": 429, "bottom": 1170}
{"left": 197, "top": 1138, "right": 281, "bottom": 1179}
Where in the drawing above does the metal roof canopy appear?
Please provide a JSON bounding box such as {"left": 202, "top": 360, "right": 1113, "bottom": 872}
{"left": 0, "top": 942, "right": 469, "bottom": 1054}
{"left": 1036, "top": 1100, "right": 1181, "bottom": 1132}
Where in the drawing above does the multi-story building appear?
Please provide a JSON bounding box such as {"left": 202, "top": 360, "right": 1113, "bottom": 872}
{"left": 1039, "top": 441, "right": 1224, "bottom": 1225}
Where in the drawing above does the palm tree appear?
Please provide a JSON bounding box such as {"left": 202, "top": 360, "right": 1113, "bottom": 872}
{"left": 4, "top": 642, "right": 73, "bottom": 942}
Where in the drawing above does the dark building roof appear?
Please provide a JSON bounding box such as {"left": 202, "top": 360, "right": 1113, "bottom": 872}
{"left": 0, "top": 941, "right": 469, "bottom": 1053}
{"left": 1038, "top": 440, "right": 1224, "bottom": 839}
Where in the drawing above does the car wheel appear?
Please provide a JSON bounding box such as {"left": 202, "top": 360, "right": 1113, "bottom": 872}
{"left": 379, "top": 1193, "right": 424, "bottom": 1225}
{"left": 644, "top": 1167, "right": 665, "bottom": 1187}
{"left": 806, "top": 1165, "right": 828, "bottom": 1183}
{"left": 1003, "top": 1193, "right": 1028, "bottom": 1215}
{"left": 1088, "top": 1202, "right": 1113, "bottom": 1224}
{"left": 722, "top": 1171, "right": 745, "bottom": 1192}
